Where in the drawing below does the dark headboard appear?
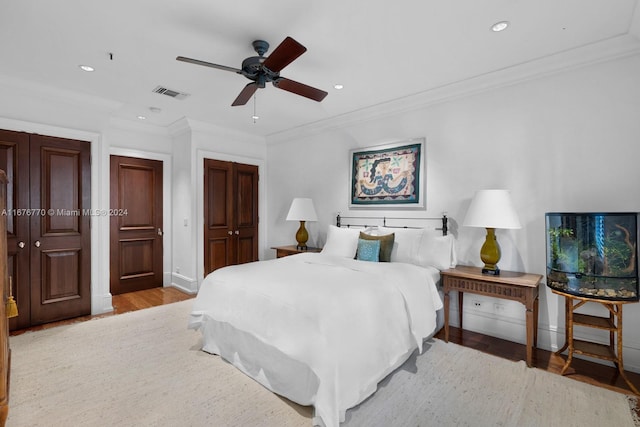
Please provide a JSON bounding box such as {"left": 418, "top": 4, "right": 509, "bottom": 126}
{"left": 336, "top": 213, "right": 448, "bottom": 236}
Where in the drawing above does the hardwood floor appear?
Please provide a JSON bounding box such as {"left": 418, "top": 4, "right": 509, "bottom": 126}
{"left": 10, "top": 287, "right": 640, "bottom": 399}
{"left": 9, "top": 286, "right": 194, "bottom": 336}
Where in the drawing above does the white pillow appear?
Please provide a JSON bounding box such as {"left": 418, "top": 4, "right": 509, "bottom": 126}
{"left": 418, "top": 230, "right": 457, "bottom": 270}
{"left": 321, "top": 225, "right": 360, "bottom": 258}
{"left": 378, "top": 226, "right": 457, "bottom": 270}
{"left": 378, "top": 227, "right": 424, "bottom": 264}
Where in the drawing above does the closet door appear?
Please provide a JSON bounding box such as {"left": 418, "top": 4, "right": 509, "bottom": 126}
{"left": 0, "top": 170, "right": 10, "bottom": 425}
{"left": 0, "top": 130, "right": 31, "bottom": 330}
{"left": 204, "top": 159, "right": 258, "bottom": 275}
{"left": 204, "top": 159, "right": 235, "bottom": 273}
{"left": 234, "top": 162, "right": 259, "bottom": 265}
{"left": 29, "top": 135, "right": 91, "bottom": 325}
{"left": 0, "top": 130, "right": 91, "bottom": 328}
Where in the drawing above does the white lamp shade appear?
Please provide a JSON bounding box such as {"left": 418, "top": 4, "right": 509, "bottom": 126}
{"left": 463, "top": 189, "right": 521, "bottom": 229}
{"left": 286, "top": 198, "right": 318, "bottom": 222}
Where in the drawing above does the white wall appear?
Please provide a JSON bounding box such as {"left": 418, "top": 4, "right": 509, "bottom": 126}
{"left": 266, "top": 52, "right": 640, "bottom": 371}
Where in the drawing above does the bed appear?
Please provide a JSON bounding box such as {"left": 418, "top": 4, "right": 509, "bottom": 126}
{"left": 188, "top": 215, "right": 456, "bottom": 427}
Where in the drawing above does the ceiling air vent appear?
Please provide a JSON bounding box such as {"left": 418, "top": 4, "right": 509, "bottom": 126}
{"left": 152, "top": 85, "right": 190, "bottom": 100}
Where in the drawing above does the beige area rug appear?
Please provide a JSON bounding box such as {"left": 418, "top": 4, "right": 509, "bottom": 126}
{"left": 343, "top": 340, "right": 639, "bottom": 427}
{"left": 8, "top": 300, "right": 638, "bottom": 427}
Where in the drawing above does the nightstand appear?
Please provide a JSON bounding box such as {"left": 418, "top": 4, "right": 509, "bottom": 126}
{"left": 441, "top": 265, "right": 542, "bottom": 367}
{"left": 272, "top": 245, "right": 322, "bottom": 258}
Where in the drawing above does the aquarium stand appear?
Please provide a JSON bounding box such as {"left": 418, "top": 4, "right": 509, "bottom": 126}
{"left": 553, "top": 289, "right": 639, "bottom": 395}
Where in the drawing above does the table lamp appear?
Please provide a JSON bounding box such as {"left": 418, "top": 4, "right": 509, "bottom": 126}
{"left": 463, "top": 189, "right": 521, "bottom": 275}
{"left": 286, "top": 198, "right": 318, "bottom": 250}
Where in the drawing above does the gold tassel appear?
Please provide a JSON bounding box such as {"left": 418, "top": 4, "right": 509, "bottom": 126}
{"left": 6, "top": 276, "right": 18, "bottom": 319}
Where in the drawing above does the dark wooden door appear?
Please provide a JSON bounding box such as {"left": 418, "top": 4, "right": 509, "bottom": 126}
{"left": 204, "top": 159, "right": 258, "bottom": 275}
{"left": 110, "top": 156, "right": 163, "bottom": 295}
{"left": 0, "top": 130, "right": 91, "bottom": 328}
{"left": 29, "top": 135, "right": 91, "bottom": 325}
{"left": 234, "top": 163, "right": 259, "bottom": 265}
{"left": 0, "top": 130, "right": 30, "bottom": 330}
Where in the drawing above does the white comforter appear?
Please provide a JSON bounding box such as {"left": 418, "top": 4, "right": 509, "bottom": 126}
{"left": 188, "top": 252, "right": 443, "bottom": 427}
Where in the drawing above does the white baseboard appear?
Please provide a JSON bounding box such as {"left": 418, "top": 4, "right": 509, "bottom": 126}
{"left": 170, "top": 272, "right": 198, "bottom": 294}
{"left": 91, "top": 292, "right": 113, "bottom": 315}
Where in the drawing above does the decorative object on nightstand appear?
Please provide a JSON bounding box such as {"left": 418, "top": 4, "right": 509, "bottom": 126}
{"left": 286, "top": 198, "right": 318, "bottom": 250}
{"left": 463, "top": 189, "right": 521, "bottom": 275}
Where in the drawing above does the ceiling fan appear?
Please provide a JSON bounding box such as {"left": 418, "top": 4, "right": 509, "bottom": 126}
{"left": 176, "top": 36, "right": 328, "bottom": 106}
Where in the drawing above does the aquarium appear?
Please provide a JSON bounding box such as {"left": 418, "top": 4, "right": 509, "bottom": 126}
{"left": 545, "top": 212, "right": 639, "bottom": 301}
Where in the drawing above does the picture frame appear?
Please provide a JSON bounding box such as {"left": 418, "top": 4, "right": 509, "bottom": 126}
{"left": 349, "top": 138, "right": 425, "bottom": 209}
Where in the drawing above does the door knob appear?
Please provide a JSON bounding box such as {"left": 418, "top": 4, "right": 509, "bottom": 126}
{"left": 235, "top": 230, "right": 240, "bottom": 235}
{"left": 18, "top": 241, "right": 25, "bottom": 249}
{"left": 34, "top": 240, "right": 41, "bottom": 248}
{"left": 228, "top": 231, "right": 233, "bottom": 235}
{"left": 157, "top": 228, "right": 163, "bottom": 236}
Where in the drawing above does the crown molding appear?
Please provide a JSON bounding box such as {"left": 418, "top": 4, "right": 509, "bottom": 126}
{"left": 0, "top": 73, "right": 122, "bottom": 113}
{"left": 187, "top": 117, "right": 265, "bottom": 144}
{"left": 0, "top": 116, "right": 101, "bottom": 143}
{"left": 167, "top": 116, "right": 265, "bottom": 146}
{"left": 108, "top": 117, "right": 170, "bottom": 137}
{"left": 167, "top": 117, "right": 192, "bottom": 138}
{"left": 267, "top": 34, "right": 640, "bottom": 145}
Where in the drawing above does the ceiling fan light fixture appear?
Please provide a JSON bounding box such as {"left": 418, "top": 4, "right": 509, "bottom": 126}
{"left": 491, "top": 21, "right": 509, "bottom": 32}
{"left": 78, "top": 64, "right": 95, "bottom": 72}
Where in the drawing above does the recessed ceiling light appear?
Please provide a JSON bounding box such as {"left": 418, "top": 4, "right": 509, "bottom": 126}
{"left": 78, "top": 65, "right": 95, "bottom": 72}
{"left": 334, "top": 84, "right": 344, "bottom": 90}
{"left": 137, "top": 115, "right": 146, "bottom": 120}
{"left": 149, "top": 107, "right": 162, "bottom": 113}
{"left": 491, "top": 21, "right": 509, "bottom": 32}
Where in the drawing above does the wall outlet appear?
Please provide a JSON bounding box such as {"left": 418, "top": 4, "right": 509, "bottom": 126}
{"left": 494, "top": 303, "right": 506, "bottom": 313}
{"left": 473, "top": 300, "right": 482, "bottom": 308}
{"left": 176, "top": 267, "right": 180, "bottom": 274}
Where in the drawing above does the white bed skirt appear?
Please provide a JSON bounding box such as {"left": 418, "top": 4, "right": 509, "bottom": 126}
{"left": 196, "top": 301, "right": 445, "bottom": 426}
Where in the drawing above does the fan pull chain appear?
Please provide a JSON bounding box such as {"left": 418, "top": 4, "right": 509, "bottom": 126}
{"left": 252, "top": 94, "right": 259, "bottom": 123}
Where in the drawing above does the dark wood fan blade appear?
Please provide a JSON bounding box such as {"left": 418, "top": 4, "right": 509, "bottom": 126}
{"left": 176, "top": 56, "right": 242, "bottom": 74}
{"left": 262, "top": 37, "right": 307, "bottom": 72}
{"left": 232, "top": 83, "right": 259, "bottom": 106}
{"left": 273, "top": 78, "right": 328, "bottom": 102}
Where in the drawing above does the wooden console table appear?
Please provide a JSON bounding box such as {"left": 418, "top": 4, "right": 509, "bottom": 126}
{"left": 441, "top": 266, "right": 542, "bottom": 367}
{"left": 553, "top": 289, "right": 639, "bottom": 394}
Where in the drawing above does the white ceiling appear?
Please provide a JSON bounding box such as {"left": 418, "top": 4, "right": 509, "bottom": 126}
{"left": 1, "top": 0, "right": 639, "bottom": 137}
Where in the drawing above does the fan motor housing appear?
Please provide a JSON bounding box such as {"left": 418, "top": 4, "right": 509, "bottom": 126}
{"left": 241, "top": 56, "right": 279, "bottom": 84}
